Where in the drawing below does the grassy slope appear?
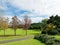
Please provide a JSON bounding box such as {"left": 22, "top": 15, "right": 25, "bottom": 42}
{"left": 1, "top": 39, "right": 45, "bottom": 45}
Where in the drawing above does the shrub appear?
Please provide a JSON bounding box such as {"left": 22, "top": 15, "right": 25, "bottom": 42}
{"left": 46, "top": 38, "right": 55, "bottom": 45}
{"left": 41, "top": 30, "right": 47, "bottom": 34}
{"left": 34, "top": 34, "right": 40, "bottom": 40}
{"left": 34, "top": 34, "right": 60, "bottom": 45}
{"left": 57, "top": 29, "right": 60, "bottom": 33}
{"left": 47, "top": 30, "right": 59, "bottom": 35}
{"left": 52, "top": 42, "right": 60, "bottom": 45}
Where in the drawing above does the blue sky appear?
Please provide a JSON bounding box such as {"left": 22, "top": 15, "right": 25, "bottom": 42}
{"left": 0, "top": 0, "right": 60, "bottom": 23}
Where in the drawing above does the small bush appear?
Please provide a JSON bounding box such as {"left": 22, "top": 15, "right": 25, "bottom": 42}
{"left": 53, "top": 42, "right": 60, "bottom": 45}
{"left": 34, "top": 34, "right": 60, "bottom": 45}
{"left": 41, "top": 30, "right": 47, "bottom": 34}
{"left": 46, "top": 38, "right": 55, "bottom": 45}
{"left": 57, "top": 29, "right": 60, "bottom": 33}
{"left": 47, "top": 30, "right": 59, "bottom": 35}
{"left": 54, "top": 39, "right": 60, "bottom": 42}
{"left": 34, "top": 34, "right": 40, "bottom": 39}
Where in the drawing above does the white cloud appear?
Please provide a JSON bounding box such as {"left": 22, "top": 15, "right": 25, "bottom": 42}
{"left": 31, "top": 17, "right": 48, "bottom": 23}
{"left": 0, "top": 6, "right": 5, "bottom": 10}
{"left": 4, "top": 15, "right": 13, "bottom": 22}
{"left": 8, "top": 0, "right": 60, "bottom": 16}
{"left": 1, "top": 0, "right": 60, "bottom": 23}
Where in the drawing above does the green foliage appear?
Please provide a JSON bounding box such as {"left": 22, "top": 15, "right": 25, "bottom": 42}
{"left": 47, "top": 30, "right": 59, "bottom": 35}
{"left": 47, "top": 15, "right": 60, "bottom": 30}
{"left": 34, "top": 34, "right": 60, "bottom": 45}
{"left": 29, "top": 23, "right": 41, "bottom": 30}
{"left": 29, "top": 19, "right": 48, "bottom": 30}
{"left": 46, "top": 38, "right": 55, "bottom": 45}
{"left": 34, "top": 34, "right": 40, "bottom": 40}
{"left": 41, "top": 30, "right": 59, "bottom": 35}
{"left": 40, "top": 19, "right": 48, "bottom": 30}
{"left": 41, "top": 15, "right": 60, "bottom": 35}
{"left": 47, "top": 23, "right": 56, "bottom": 30}
{"left": 57, "top": 28, "right": 60, "bottom": 33}
{"left": 41, "top": 30, "right": 47, "bottom": 34}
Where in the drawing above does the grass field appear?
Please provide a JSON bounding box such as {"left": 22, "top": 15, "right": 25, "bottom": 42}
{"left": 2, "top": 35, "right": 59, "bottom": 45}
{"left": 0, "top": 28, "right": 44, "bottom": 45}
{"left": 0, "top": 28, "right": 40, "bottom": 35}
{"left": 0, "top": 28, "right": 40, "bottom": 41}
{"left": 1, "top": 39, "right": 45, "bottom": 45}
{"left": 0, "top": 29, "right": 60, "bottom": 45}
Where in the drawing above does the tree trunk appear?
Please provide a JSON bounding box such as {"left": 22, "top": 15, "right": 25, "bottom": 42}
{"left": 4, "top": 29, "right": 5, "bottom": 36}
{"left": 14, "top": 29, "right": 16, "bottom": 36}
{"left": 26, "top": 30, "right": 27, "bottom": 36}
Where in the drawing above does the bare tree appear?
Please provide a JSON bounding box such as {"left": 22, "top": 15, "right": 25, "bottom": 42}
{"left": 12, "top": 16, "right": 20, "bottom": 36}
{"left": 23, "top": 15, "right": 31, "bottom": 35}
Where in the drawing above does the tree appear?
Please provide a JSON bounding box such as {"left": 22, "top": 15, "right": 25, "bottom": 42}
{"left": 0, "top": 17, "right": 8, "bottom": 36}
{"left": 12, "top": 16, "right": 20, "bottom": 36}
{"left": 0, "top": 14, "right": 3, "bottom": 30}
{"left": 40, "top": 19, "right": 48, "bottom": 30}
{"left": 47, "top": 23, "right": 56, "bottom": 30}
{"left": 47, "top": 15, "right": 60, "bottom": 29}
{"left": 23, "top": 15, "right": 31, "bottom": 35}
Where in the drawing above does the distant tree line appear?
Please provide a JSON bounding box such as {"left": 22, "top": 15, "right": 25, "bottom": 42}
{"left": 29, "top": 19, "right": 48, "bottom": 30}
{"left": 29, "top": 23, "right": 41, "bottom": 30}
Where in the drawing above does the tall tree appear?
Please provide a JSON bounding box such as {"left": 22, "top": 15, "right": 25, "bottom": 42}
{"left": 12, "top": 16, "right": 20, "bottom": 36}
{"left": 47, "top": 15, "right": 60, "bottom": 29}
{"left": 23, "top": 15, "right": 31, "bottom": 35}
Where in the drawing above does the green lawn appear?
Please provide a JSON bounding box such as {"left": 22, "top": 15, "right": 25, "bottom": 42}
{"left": 0, "top": 28, "right": 40, "bottom": 41}
{"left": 0, "top": 28, "right": 40, "bottom": 35}
{"left": 1, "top": 39, "right": 45, "bottom": 45}
{"left": 0, "top": 36, "right": 28, "bottom": 41}
{"left": 0, "top": 29, "right": 44, "bottom": 45}
{"left": 0, "top": 28, "right": 60, "bottom": 45}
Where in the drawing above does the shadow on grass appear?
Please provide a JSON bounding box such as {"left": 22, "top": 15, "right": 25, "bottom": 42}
{"left": 0, "top": 35, "right": 23, "bottom": 37}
